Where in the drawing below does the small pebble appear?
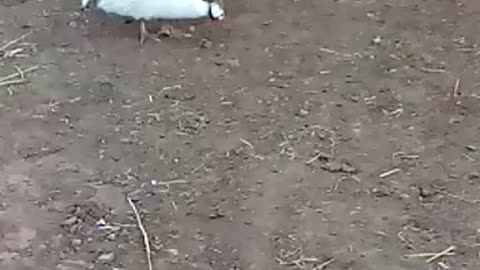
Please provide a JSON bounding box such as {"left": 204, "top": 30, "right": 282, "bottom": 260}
{"left": 372, "top": 36, "right": 382, "bottom": 45}
{"left": 465, "top": 145, "right": 477, "bottom": 152}
{"left": 468, "top": 172, "right": 479, "bottom": 180}
{"left": 199, "top": 38, "right": 212, "bottom": 49}
{"left": 297, "top": 109, "right": 309, "bottom": 117}
{"left": 107, "top": 233, "right": 117, "bottom": 241}
{"left": 63, "top": 216, "right": 77, "bottom": 226}
{"left": 168, "top": 249, "right": 178, "bottom": 255}
{"left": 71, "top": 239, "right": 82, "bottom": 246}
{"left": 97, "top": 252, "right": 115, "bottom": 264}
{"left": 225, "top": 58, "right": 240, "bottom": 67}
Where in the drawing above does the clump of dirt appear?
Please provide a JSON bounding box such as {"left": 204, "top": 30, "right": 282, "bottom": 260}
{"left": 62, "top": 201, "right": 111, "bottom": 236}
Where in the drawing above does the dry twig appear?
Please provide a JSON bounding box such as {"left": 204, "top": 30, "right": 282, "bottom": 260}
{"left": 379, "top": 168, "right": 401, "bottom": 178}
{"left": 405, "top": 251, "right": 455, "bottom": 259}
{"left": 0, "top": 65, "right": 39, "bottom": 82}
{"left": 0, "top": 31, "right": 33, "bottom": 52}
{"left": 420, "top": 67, "right": 445, "bottom": 73}
{"left": 127, "top": 197, "right": 153, "bottom": 270}
{"left": 0, "top": 79, "right": 27, "bottom": 87}
{"left": 314, "top": 258, "right": 335, "bottom": 270}
{"left": 240, "top": 138, "right": 254, "bottom": 149}
{"left": 442, "top": 191, "right": 479, "bottom": 204}
{"left": 333, "top": 176, "right": 361, "bottom": 191}
{"left": 154, "top": 179, "right": 188, "bottom": 186}
{"left": 425, "top": 246, "right": 456, "bottom": 263}
{"left": 453, "top": 79, "right": 460, "bottom": 97}
{"left": 0, "top": 65, "right": 39, "bottom": 87}
{"left": 306, "top": 151, "right": 331, "bottom": 165}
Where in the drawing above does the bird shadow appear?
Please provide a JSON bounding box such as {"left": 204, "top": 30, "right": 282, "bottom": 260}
{"left": 82, "top": 11, "right": 231, "bottom": 51}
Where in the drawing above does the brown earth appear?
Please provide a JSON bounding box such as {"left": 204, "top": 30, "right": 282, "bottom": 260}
{"left": 1, "top": 0, "right": 480, "bottom": 269}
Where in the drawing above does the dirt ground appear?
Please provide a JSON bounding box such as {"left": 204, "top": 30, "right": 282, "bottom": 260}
{"left": 1, "top": 0, "right": 480, "bottom": 269}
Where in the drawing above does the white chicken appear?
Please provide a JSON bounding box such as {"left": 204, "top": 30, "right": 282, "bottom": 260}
{"left": 81, "top": 0, "right": 225, "bottom": 44}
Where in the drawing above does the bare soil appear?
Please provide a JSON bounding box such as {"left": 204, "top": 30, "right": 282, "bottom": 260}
{"left": 1, "top": 0, "right": 480, "bottom": 270}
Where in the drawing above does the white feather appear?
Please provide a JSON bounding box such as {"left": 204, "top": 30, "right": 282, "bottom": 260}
{"left": 96, "top": 0, "right": 212, "bottom": 20}
{"left": 81, "top": 0, "right": 90, "bottom": 8}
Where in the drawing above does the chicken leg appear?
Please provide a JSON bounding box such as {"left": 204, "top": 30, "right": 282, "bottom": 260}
{"left": 139, "top": 20, "right": 161, "bottom": 45}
